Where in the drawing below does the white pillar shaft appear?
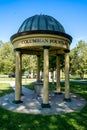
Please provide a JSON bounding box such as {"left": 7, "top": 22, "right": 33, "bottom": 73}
{"left": 65, "top": 53, "right": 70, "bottom": 99}
{"left": 37, "top": 55, "right": 40, "bottom": 81}
{"left": 56, "top": 55, "right": 61, "bottom": 92}
{"left": 43, "top": 48, "right": 49, "bottom": 104}
{"left": 15, "top": 51, "right": 22, "bottom": 101}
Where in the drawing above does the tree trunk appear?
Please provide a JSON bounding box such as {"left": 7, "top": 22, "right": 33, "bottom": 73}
{"left": 80, "top": 73, "right": 84, "bottom": 79}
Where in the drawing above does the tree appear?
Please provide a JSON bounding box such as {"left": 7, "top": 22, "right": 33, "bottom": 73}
{"left": 0, "top": 42, "right": 15, "bottom": 74}
{"left": 70, "top": 40, "right": 87, "bottom": 79}
{"left": 40, "top": 54, "right": 64, "bottom": 72}
{"left": 22, "top": 55, "right": 37, "bottom": 76}
{"left": 0, "top": 40, "right": 3, "bottom": 47}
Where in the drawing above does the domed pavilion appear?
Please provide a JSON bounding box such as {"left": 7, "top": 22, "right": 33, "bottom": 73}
{"left": 10, "top": 14, "right": 72, "bottom": 108}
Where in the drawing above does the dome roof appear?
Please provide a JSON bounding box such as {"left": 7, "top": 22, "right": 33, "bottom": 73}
{"left": 18, "top": 14, "right": 65, "bottom": 33}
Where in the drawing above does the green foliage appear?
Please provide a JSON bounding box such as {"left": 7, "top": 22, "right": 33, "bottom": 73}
{"left": 0, "top": 41, "right": 37, "bottom": 75}
{"left": 70, "top": 40, "right": 87, "bottom": 79}
{"left": 49, "top": 56, "right": 56, "bottom": 71}
{"left": 0, "top": 42, "right": 15, "bottom": 74}
{"left": 0, "top": 40, "right": 3, "bottom": 47}
{"left": 40, "top": 55, "right": 64, "bottom": 71}
{"left": 22, "top": 55, "right": 37, "bottom": 75}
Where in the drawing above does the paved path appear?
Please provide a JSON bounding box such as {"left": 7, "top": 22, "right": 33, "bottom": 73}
{"left": 0, "top": 80, "right": 87, "bottom": 115}
{"left": 0, "top": 86, "right": 86, "bottom": 115}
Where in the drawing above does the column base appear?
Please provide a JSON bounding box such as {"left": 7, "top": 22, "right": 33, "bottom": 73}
{"left": 54, "top": 92, "right": 63, "bottom": 95}
{"left": 12, "top": 100, "right": 23, "bottom": 104}
{"left": 64, "top": 98, "right": 71, "bottom": 102}
{"left": 21, "top": 93, "right": 24, "bottom": 96}
{"left": 41, "top": 103, "right": 51, "bottom": 108}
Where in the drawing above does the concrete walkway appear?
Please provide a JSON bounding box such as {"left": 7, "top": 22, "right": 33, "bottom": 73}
{"left": 0, "top": 85, "right": 86, "bottom": 115}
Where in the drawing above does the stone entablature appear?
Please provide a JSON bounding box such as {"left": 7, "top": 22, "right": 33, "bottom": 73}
{"left": 12, "top": 34, "right": 70, "bottom": 54}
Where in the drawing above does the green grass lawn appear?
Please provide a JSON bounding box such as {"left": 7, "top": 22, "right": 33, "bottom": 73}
{"left": 0, "top": 77, "right": 15, "bottom": 81}
{"left": 0, "top": 81, "right": 87, "bottom": 130}
{"left": 0, "top": 83, "right": 13, "bottom": 97}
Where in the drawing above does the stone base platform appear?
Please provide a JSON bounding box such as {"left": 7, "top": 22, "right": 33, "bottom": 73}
{"left": 0, "top": 87, "right": 86, "bottom": 115}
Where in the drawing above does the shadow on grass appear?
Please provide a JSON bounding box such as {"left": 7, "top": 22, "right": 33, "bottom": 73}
{"left": 0, "top": 106, "right": 87, "bottom": 130}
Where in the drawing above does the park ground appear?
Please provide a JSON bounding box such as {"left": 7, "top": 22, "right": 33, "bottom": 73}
{"left": 0, "top": 77, "right": 87, "bottom": 130}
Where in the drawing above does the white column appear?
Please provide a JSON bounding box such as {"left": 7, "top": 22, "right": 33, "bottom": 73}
{"left": 14, "top": 50, "right": 22, "bottom": 103}
{"left": 41, "top": 46, "right": 50, "bottom": 108}
{"left": 56, "top": 55, "right": 61, "bottom": 94}
{"left": 64, "top": 52, "right": 71, "bottom": 101}
{"left": 37, "top": 55, "right": 40, "bottom": 81}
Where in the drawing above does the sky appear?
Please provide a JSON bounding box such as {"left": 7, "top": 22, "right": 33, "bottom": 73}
{"left": 0, "top": 0, "right": 87, "bottom": 49}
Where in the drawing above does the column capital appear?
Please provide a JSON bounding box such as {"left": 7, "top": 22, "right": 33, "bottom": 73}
{"left": 37, "top": 55, "right": 40, "bottom": 57}
{"left": 43, "top": 46, "right": 50, "bottom": 49}
{"left": 56, "top": 54, "right": 61, "bottom": 56}
{"left": 14, "top": 48, "right": 22, "bottom": 55}
{"left": 14, "top": 48, "right": 21, "bottom": 51}
{"left": 64, "top": 49, "right": 70, "bottom": 53}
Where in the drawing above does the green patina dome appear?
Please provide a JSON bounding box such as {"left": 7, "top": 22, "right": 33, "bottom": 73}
{"left": 18, "top": 14, "right": 65, "bottom": 33}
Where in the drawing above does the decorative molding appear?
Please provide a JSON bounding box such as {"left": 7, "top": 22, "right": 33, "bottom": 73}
{"left": 10, "top": 30, "right": 72, "bottom": 43}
